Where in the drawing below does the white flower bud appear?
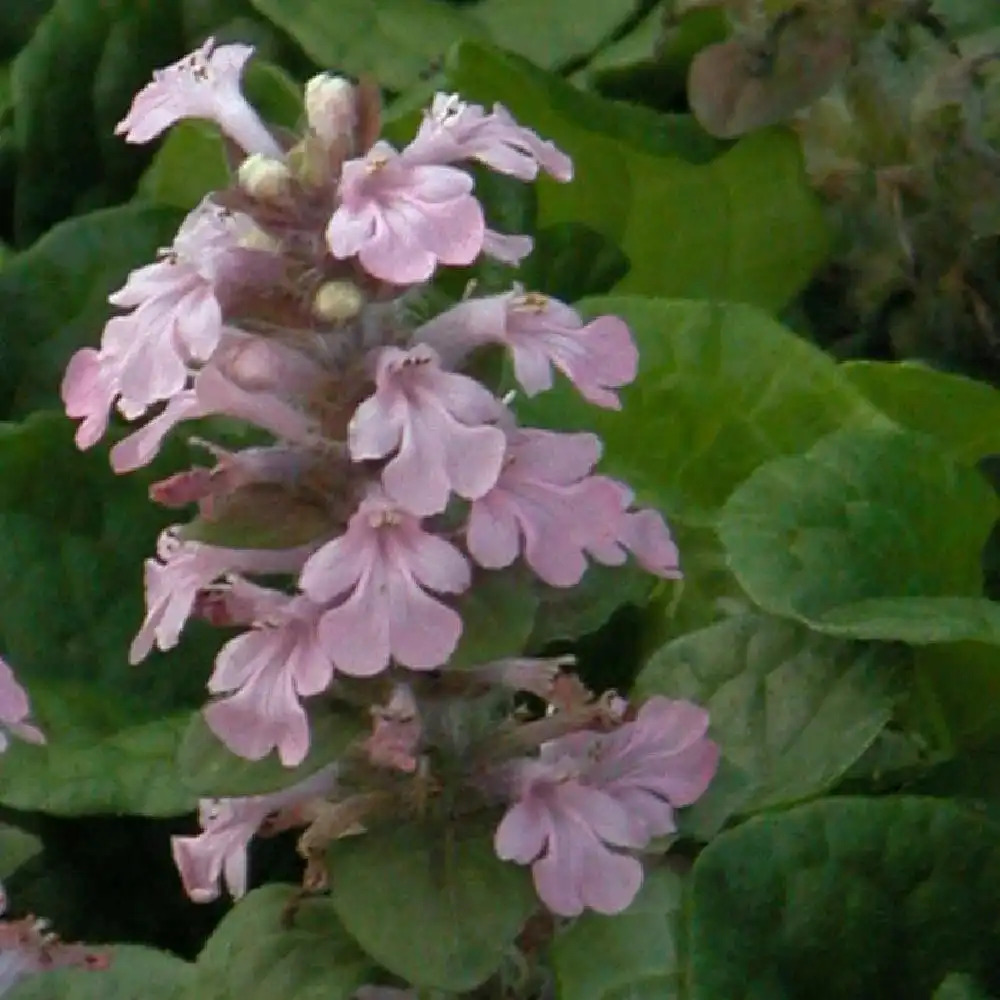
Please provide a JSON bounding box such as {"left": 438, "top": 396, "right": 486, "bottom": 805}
{"left": 313, "top": 281, "right": 365, "bottom": 323}
{"left": 305, "top": 73, "right": 356, "bottom": 145}
{"left": 237, "top": 153, "right": 292, "bottom": 200}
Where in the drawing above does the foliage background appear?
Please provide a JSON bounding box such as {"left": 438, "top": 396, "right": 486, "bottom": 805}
{"left": 3, "top": 1, "right": 1000, "bottom": 998}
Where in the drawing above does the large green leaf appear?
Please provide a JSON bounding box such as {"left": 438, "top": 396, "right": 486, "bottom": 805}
{"left": 910, "top": 642, "right": 1000, "bottom": 751}
{"left": 0, "top": 412, "right": 217, "bottom": 815}
{"left": 552, "top": 867, "right": 687, "bottom": 1000}
{"left": 7, "top": 945, "right": 194, "bottom": 1000}
{"left": 328, "top": 823, "right": 536, "bottom": 990}
{"left": 0, "top": 824, "right": 41, "bottom": 879}
{"left": 0, "top": 203, "right": 182, "bottom": 417}
{"left": 719, "top": 426, "right": 1000, "bottom": 643}
{"left": 248, "top": 0, "right": 488, "bottom": 91}
{"left": 636, "top": 613, "right": 903, "bottom": 822}
{"left": 689, "top": 798, "right": 1000, "bottom": 999}
{"left": 446, "top": 42, "right": 828, "bottom": 309}
{"left": 448, "top": 568, "right": 540, "bottom": 669}
{"left": 0, "top": 0, "right": 52, "bottom": 60}
{"left": 11, "top": 0, "right": 186, "bottom": 243}
{"left": 472, "top": 0, "right": 637, "bottom": 70}
{"left": 186, "top": 884, "right": 372, "bottom": 1000}
{"left": 843, "top": 360, "right": 1000, "bottom": 464}
{"left": 516, "top": 297, "right": 883, "bottom": 524}
{"left": 178, "top": 703, "right": 364, "bottom": 799}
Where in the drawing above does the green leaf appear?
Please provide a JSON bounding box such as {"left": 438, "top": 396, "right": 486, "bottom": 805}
{"left": 447, "top": 40, "right": 723, "bottom": 163}
{"left": 843, "top": 360, "right": 1000, "bottom": 464}
{"left": 719, "top": 426, "right": 1000, "bottom": 643}
{"left": 0, "top": 203, "right": 183, "bottom": 418}
{"left": 187, "top": 884, "right": 372, "bottom": 1000}
{"left": 448, "top": 569, "right": 540, "bottom": 669}
{"left": 552, "top": 867, "right": 687, "bottom": 1000}
{"left": 525, "top": 222, "right": 630, "bottom": 303}
{"left": 446, "top": 43, "right": 828, "bottom": 309}
{"left": 911, "top": 641, "right": 1000, "bottom": 750}
{"left": 0, "top": 824, "right": 41, "bottom": 879}
{"left": 516, "top": 297, "right": 882, "bottom": 524}
{"left": 529, "top": 562, "right": 654, "bottom": 648}
{"left": 0, "top": 412, "right": 216, "bottom": 815}
{"left": 247, "top": 0, "right": 488, "bottom": 91}
{"left": 137, "top": 121, "right": 230, "bottom": 212}
{"left": 636, "top": 613, "right": 904, "bottom": 823}
{"left": 328, "top": 823, "right": 536, "bottom": 990}
{"left": 0, "top": 0, "right": 53, "bottom": 60}
{"left": 689, "top": 797, "right": 1000, "bottom": 999}
{"left": 7, "top": 945, "right": 194, "bottom": 1000}
{"left": 472, "top": 0, "right": 637, "bottom": 70}
{"left": 11, "top": 0, "right": 186, "bottom": 242}
{"left": 933, "top": 974, "right": 996, "bottom": 1000}
{"left": 178, "top": 703, "right": 364, "bottom": 799}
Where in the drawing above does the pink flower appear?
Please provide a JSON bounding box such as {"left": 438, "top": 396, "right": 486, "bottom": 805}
{"left": 417, "top": 289, "right": 638, "bottom": 409}
{"left": 494, "top": 697, "right": 718, "bottom": 916}
{"left": 61, "top": 347, "right": 119, "bottom": 450}
{"left": 482, "top": 229, "right": 533, "bottom": 265}
{"left": 116, "top": 37, "right": 282, "bottom": 157}
{"left": 494, "top": 756, "right": 644, "bottom": 917}
{"left": 466, "top": 428, "right": 623, "bottom": 587}
{"left": 327, "top": 141, "right": 485, "bottom": 285}
{"left": 582, "top": 479, "right": 682, "bottom": 580}
{"left": 106, "top": 204, "right": 266, "bottom": 410}
{"left": 348, "top": 344, "right": 506, "bottom": 516}
{"left": 171, "top": 764, "right": 338, "bottom": 902}
{"left": 130, "top": 529, "right": 317, "bottom": 664}
{"left": 579, "top": 697, "right": 719, "bottom": 841}
{"left": 203, "top": 591, "right": 333, "bottom": 767}
{"left": 299, "top": 493, "right": 471, "bottom": 676}
{"left": 405, "top": 93, "right": 573, "bottom": 182}
{"left": 110, "top": 391, "right": 208, "bottom": 473}
{"left": 0, "top": 658, "right": 44, "bottom": 752}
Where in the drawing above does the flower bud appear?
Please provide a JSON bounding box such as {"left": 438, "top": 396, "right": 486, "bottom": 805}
{"left": 313, "top": 280, "right": 365, "bottom": 322}
{"left": 237, "top": 153, "right": 293, "bottom": 200}
{"left": 305, "top": 73, "right": 356, "bottom": 146}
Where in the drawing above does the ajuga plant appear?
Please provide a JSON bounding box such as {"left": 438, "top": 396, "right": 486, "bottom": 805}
{"left": 1, "top": 38, "right": 718, "bottom": 997}
{"left": 679, "top": 0, "right": 1000, "bottom": 377}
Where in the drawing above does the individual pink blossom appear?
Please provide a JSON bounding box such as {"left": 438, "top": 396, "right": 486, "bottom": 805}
{"left": 327, "top": 141, "right": 485, "bottom": 285}
{"left": 299, "top": 493, "right": 471, "bottom": 675}
{"left": 130, "top": 529, "right": 318, "bottom": 664}
{"left": 60, "top": 346, "right": 120, "bottom": 450}
{"left": 106, "top": 204, "right": 268, "bottom": 410}
{"left": 577, "top": 697, "right": 719, "bottom": 842}
{"left": 583, "top": 479, "right": 682, "bottom": 580}
{"left": 405, "top": 93, "right": 573, "bottom": 182}
{"left": 110, "top": 391, "right": 208, "bottom": 473}
{"left": 194, "top": 363, "right": 319, "bottom": 444}
{"left": 466, "top": 428, "right": 624, "bottom": 586}
{"left": 0, "top": 658, "right": 44, "bottom": 753}
{"left": 417, "top": 288, "right": 638, "bottom": 409}
{"left": 494, "top": 696, "right": 718, "bottom": 916}
{"left": 116, "top": 37, "right": 282, "bottom": 158}
{"left": 203, "top": 590, "right": 333, "bottom": 767}
{"left": 494, "top": 755, "right": 644, "bottom": 916}
{"left": 0, "top": 918, "right": 109, "bottom": 993}
{"left": 348, "top": 344, "right": 506, "bottom": 516}
{"left": 354, "top": 989, "right": 417, "bottom": 1000}
{"left": 171, "top": 764, "right": 338, "bottom": 902}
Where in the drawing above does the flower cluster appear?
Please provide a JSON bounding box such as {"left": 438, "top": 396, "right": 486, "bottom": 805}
{"left": 58, "top": 39, "right": 717, "bottom": 921}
